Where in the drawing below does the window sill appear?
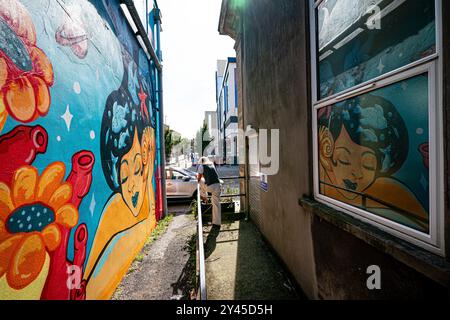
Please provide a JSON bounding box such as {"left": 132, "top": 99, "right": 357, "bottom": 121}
{"left": 299, "top": 196, "right": 450, "bottom": 288}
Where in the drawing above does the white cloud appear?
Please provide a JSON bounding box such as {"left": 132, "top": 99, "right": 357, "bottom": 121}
{"left": 158, "top": 0, "right": 236, "bottom": 138}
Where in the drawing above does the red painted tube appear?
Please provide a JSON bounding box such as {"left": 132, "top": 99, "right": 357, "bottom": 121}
{"left": 0, "top": 125, "right": 48, "bottom": 184}
{"left": 41, "top": 151, "right": 94, "bottom": 300}
{"left": 155, "top": 166, "right": 163, "bottom": 221}
{"left": 67, "top": 151, "right": 95, "bottom": 208}
{"left": 70, "top": 224, "right": 88, "bottom": 300}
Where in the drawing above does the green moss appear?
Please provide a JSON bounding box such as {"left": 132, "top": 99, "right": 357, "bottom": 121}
{"left": 135, "top": 253, "right": 145, "bottom": 263}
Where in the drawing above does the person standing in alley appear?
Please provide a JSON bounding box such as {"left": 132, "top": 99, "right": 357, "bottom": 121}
{"left": 197, "top": 157, "right": 222, "bottom": 227}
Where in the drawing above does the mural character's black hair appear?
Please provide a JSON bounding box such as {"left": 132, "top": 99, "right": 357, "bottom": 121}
{"left": 319, "top": 94, "right": 409, "bottom": 176}
{"left": 100, "top": 57, "right": 154, "bottom": 192}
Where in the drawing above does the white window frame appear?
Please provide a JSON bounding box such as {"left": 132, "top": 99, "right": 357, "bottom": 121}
{"left": 309, "top": 0, "right": 445, "bottom": 255}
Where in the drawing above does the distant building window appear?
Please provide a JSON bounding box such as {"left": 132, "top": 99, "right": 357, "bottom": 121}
{"left": 310, "top": 0, "right": 444, "bottom": 254}
{"left": 225, "top": 85, "right": 229, "bottom": 114}
{"left": 235, "top": 68, "right": 238, "bottom": 110}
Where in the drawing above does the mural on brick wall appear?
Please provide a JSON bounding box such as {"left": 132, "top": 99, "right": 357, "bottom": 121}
{"left": 0, "top": 0, "right": 160, "bottom": 300}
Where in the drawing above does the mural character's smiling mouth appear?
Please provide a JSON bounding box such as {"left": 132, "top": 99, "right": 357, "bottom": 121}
{"left": 132, "top": 192, "right": 140, "bottom": 208}
{"left": 343, "top": 179, "right": 358, "bottom": 191}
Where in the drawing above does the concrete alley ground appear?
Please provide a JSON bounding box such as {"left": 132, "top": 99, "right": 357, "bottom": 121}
{"left": 112, "top": 203, "right": 197, "bottom": 300}
{"left": 203, "top": 219, "right": 302, "bottom": 300}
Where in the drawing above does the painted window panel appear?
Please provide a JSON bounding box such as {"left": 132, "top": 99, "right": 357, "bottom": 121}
{"left": 317, "top": 0, "right": 436, "bottom": 99}
{"left": 317, "top": 73, "right": 430, "bottom": 233}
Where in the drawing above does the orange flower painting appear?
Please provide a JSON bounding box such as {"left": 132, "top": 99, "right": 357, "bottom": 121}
{"left": 0, "top": 162, "right": 78, "bottom": 290}
{"left": 0, "top": 0, "right": 54, "bottom": 131}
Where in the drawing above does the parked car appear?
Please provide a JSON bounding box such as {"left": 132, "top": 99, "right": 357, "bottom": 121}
{"left": 166, "top": 167, "right": 198, "bottom": 199}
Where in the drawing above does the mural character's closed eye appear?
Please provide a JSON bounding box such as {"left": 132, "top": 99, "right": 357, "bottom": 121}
{"left": 120, "top": 131, "right": 144, "bottom": 214}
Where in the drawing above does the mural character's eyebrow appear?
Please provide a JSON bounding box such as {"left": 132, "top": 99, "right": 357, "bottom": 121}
{"left": 336, "top": 147, "right": 351, "bottom": 154}
{"left": 134, "top": 153, "right": 142, "bottom": 161}
{"left": 362, "top": 150, "right": 376, "bottom": 157}
{"left": 121, "top": 159, "right": 129, "bottom": 166}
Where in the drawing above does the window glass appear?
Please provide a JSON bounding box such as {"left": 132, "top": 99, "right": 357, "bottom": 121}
{"left": 317, "top": 73, "right": 430, "bottom": 233}
{"left": 172, "top": 171, "right": 186, "bottom": 180}
{"left": 317, "top": 0, "right": 436, "bottom": 99}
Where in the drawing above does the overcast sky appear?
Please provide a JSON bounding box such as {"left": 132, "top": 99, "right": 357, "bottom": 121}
{"left": 158, "top": 0, "right": 236, "bottom": 139}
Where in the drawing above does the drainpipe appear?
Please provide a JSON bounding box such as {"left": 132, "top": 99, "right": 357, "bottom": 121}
{"left": 153, "top": 4, "right": 168, "bottom": 218}
{"left": 121, "top": 0, "right": 162, "bottom": 70}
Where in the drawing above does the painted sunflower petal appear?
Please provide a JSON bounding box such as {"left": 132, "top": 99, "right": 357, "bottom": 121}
{"left": 42, "top": 224, "right": 61, "bottom": 251}
{"left": 29, "top": 76, "right": 51, "bottom": 116}
{"left": 37, "top": 162, "right": 66, "bottom": 204}
{"left": 0, "top": 182, "right": 14, "bottom": 221}
{"left": 0, "top": 235, "right": 22, "bottom": 279}
{"left": 0, "top": 58, "right": 6, "bottom": 88}
{"left": 55, "top": 204, "right": 78, "bottom": 228}
{"left": 0, "top": 220, "right": 7, "bottom": 242}
{"left": 0, "top": 97, "right": 7, "bottom": 133}
{"left": 4, "top": 77, "right": 37, "bottom": 123}
{"left": 0, "top": 59, "right": 7, "bottom": 132}
{"left": 48, "top": 183, "right": 72, "bottom": 211}
{"left": 7, "top": 233, "right": 46, "bottom": 290}
{"left": 12, "top": 166, "right": 38, "bottom": 208}
{"left": 30, "top": 47, "right": 54, "bottom": 86}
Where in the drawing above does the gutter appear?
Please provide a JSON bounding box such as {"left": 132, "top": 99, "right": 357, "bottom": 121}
{"left": 154, "top": 5, "right": 169, "bottom": 218}
{"left": 120, "top": 0, "right": 162, "bottom": 71}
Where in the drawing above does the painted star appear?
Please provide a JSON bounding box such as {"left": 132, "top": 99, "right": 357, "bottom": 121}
{"left": 89, "top": 194, "right": 96, "bottom": 217}
{"left": 420, "top": 174, "right": 429, "bottom": 190}
{"left": 377, "top": 59, "right": 385, "bottom": 74}
{"left": 61, "top": 105, "right": 74, "bottom": 131}
{"left": 138, "top": 86, "right": 150, "bottom": 121}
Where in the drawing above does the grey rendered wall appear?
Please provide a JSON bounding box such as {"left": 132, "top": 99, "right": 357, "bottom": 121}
{"left": 240, "top": 0, "right": 318, "bottom": 299}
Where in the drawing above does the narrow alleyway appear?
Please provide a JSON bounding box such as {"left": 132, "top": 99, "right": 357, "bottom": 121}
{"left": 203, "top": 219, "right": 304, "bottom": 300}
{"left": 113, "top": 203, "right": 197, "bottom": 300}
{"left": 112, "top": 165, "right": 304, "bottom": 300}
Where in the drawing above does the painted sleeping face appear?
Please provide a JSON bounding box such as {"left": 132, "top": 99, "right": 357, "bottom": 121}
{"left": 331, "top": 126, "right": 377, "bottom": 200}
{"left": 120, "top": 129, "right": 145, "bottom": 216}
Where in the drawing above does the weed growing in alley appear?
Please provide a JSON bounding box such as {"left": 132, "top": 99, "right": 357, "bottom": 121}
{"left": 145, "top": 213, "right": 175, "bottom": 246}
{"left": 170, "top": 234, "right": 198, "bottom": 300}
